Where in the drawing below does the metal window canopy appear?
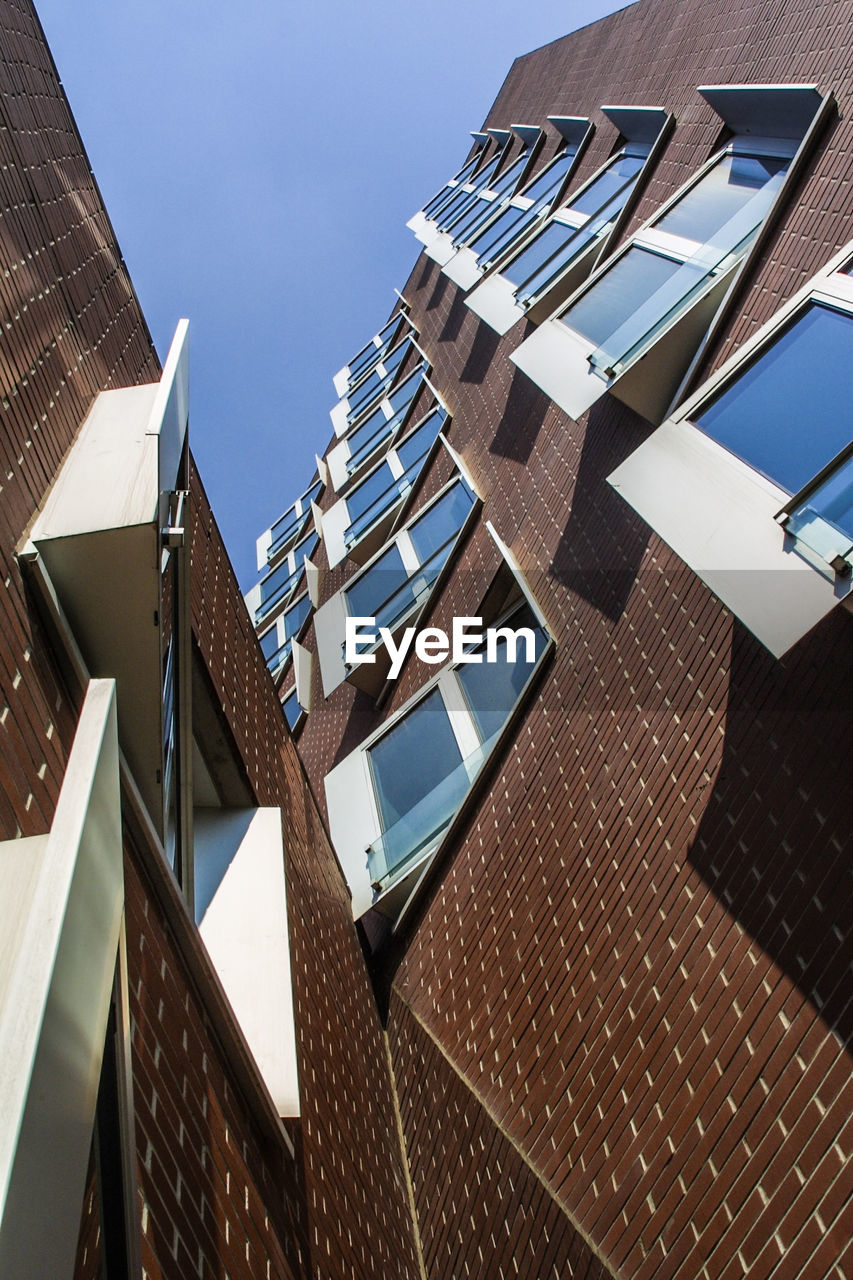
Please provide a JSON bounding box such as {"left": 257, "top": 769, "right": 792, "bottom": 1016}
{"left": 466, "top": 107, "right": 672, "bottom": 337}
{"left": 510, "top": 84, "right": 830, "bottom": 425}
{"left": 23, "top": 322, "right": 189, "bottom": 840}
{"left": 607, "top": 242, "right": 853, "bottom": 657}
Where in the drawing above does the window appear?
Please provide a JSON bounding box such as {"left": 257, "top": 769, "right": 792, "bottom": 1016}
{"left": 333, "top": 308, "right": 414, "bottom": 397}
{"left": 607, "top": 247, "right": 853, "bottom": 657}
{"left": 416, "top": 136, "right": 489, "bottom": 223}
{"left": 315, "top": 474, "right": 479, "bottom": 698}
{"left": 259, "top": 478, "right": 323, "bottom": 568}
{"left": 282, "top": 686, "right": 305, "bottom": 733}
{"left": 572, "top": 149, "right": 787, "bottom": 378}
{"left": 344, "top": 407, "right": 445, "bottom": 550}
{"left": 340, "top": 365, "right": 428, "bottom": 481}
{"left": 511, "top": 85, "right": 826, "bottom": 424}
{"left": 364, "top": 603, "right": 548, "bottom": 892}
{"left": 259, "top": 592, "right": 311, "bottom": 679}
{"left": 506, "top": 152, "right": 647, "bottom": 300}
{"left": 331, "top": 336, "right": 429, "bottom": 441}
{"left": 254, "top": 530, "right": 318, "bottom": 625}
{"left": 343, "top": 479, "right": 477, "bottom": 688}
{"left": 465, "top": 107, "right": 670, "bottom": 337}
{"left": 423, "top": 128, "right": 546, "bottom": 267}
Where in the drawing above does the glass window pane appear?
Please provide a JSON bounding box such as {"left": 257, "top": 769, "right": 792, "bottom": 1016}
{"left": 457, "top": 605, "right": 547, "bottom": 742}
{"left": 397, "top": 410, "right": 443, "bottom": 470}
{"left": 348, "top": 369, "right": 385, "bottom": 415}
{"left": 408, "top": 483, "right": 474, "bottom": 564}
{"left": 283, "top": 690, "right": 302, "bottom": 730}
{"left": 655, "top": 152, "right": 787, "bottom": 244}
{"left": 521, "top": 150, "right": 574, "bottom": 203}
{"left": 348, "top": 406, "right": 387, "bottom": 457}
{"left": 388, "top": 367, "right": 424, "bottom": 416}
{"left": 696, "top": 304, "right": 853, "bottom": 493}
{"left": 346, "top": 544, "right": 409, "bottom": 619}
{"left": 260, "top": 627, "right": 280, "bottom": 661}
{"left": 369, "top": 691, "right": 463, "bottom": 830}
{"left": 470, "top": 204, "right": 531, "bottom": 260}
{"left": 568, "top": 153, "right": 645, "bottom": 218}
{"left": 346, "top": 462, "right": 394, "bottom": 524}
{"left": 283, "top": 594, "right": 310, "bottom": 640}
{"left": 504, "top": 220, "right": 579, "bottom": 287}
{"left": 563, "top": 246, "right": 682, "bottom": 346}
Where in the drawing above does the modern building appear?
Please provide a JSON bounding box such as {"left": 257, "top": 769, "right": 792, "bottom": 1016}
{"left": 250, "top": 0, "right": 852, "bottom": 1276}
{"left": 0, "top": 1, "right": 849, "bottom": 1279}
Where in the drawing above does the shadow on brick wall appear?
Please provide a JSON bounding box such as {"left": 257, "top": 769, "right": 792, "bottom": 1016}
{"left": 687, "top": 611, "right": 852, "bottom": 1050}
{"left": 549, "top": 396, "right": 652, "bottom": 622}
{"left": 490, "top": 364, "right": 552, "bottom": 464}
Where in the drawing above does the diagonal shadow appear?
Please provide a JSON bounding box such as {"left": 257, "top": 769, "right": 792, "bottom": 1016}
{"left": 459, "top": 318, "right": 501, "bottom": 384}
{"left": 687, "top": 611, "right": 852, "bottom": 1049}
{"left": 549, "top": 395, "right": 652, "bottom": 622}
{"left": 490, "top": 364, "right": 552, "bottom": 464}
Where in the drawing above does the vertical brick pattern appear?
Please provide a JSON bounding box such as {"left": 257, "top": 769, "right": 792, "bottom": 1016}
{"left": 190, "top": 468, "right": 423, "bottom": 1280}
{"left": 124, "top": 852, "right": 307, "bottom": 1280}
{"left": 295, "top": 2, "right": 853, "bottom": 1276}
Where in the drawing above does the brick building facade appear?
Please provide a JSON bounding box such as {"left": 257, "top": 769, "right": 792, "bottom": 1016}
{"left": 0, "top": 0, "right": 850, "bottom": 1278}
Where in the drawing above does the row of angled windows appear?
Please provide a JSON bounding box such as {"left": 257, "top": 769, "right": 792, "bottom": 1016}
{"left": 250, "top": 83, "right": 851, "bottom": 923}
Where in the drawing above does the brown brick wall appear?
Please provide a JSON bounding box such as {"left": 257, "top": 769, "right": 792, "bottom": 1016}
{"left": 0, "top": 4, "right": 420, "bottom": 1276}
{"left": 294, "top": 1, "right": 853, "bottom": 1275}
{"left": 389, "top": 990, "right": 617, "bottom": 1280}
{"left": 189, "top": 467, "right": 423, "bottom": 1280}
{"left": 125, "top": 847, "right": 308, "bottom": 1280}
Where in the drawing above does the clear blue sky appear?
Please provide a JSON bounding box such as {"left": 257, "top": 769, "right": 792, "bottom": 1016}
{"left": 35, "top": 0, "right": 627, "bottom": 591}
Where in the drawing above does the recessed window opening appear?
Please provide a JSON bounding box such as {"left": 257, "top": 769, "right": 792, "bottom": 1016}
{"left": 365, "top": 602, "right": 547, "bottom": 891}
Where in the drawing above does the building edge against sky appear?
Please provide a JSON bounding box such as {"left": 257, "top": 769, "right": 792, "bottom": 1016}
{"left": 0, "top": 3, "right": 851, "bottom": 1280}
{"left": 251, "top": 0, "right": 851, "bottom": 1275}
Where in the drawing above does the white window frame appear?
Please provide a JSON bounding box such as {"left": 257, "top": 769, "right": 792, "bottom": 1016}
{"left": 465, "top": 106, "right": 672, "bottom": 335}
{"left": 315, "top": 473, "right": 481, "bottom": 698}
{"left": 324, "top": 593, "right": 553, "bottom": 925}
{"left": 510, "top": 84, "right": 830, "bottom": 426}
{"left": 607, "top": 243, "right": 853, "bottom": 657}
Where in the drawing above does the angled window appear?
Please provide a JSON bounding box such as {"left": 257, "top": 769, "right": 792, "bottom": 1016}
{"left": 466, "top": 106, "right": 672, "bottom": 334}
{"left": 327, "top": 364, "right": 433, "bottom": 490}
{"left": 324, "top": 597, "right": 551, "bottom": 924}
{"left": 608, "top": 248, "right": 853, "bottom": 656}
{"left": 322, "top": 403, "right": 448, "bottom": 569}
{"left": 407, "top": 130, "right": 490, "bottom": 239}
{"left": 333, "top": 306, "right": 414, "bottom": 398}
{"left": 248, "top": 529, "right": 318, "bottom": 627}
{"left": 282, "top": 685, "right": 306, "bottom": 733}
{"left": 424, "top": 126, "right": 546, "bottom": 267}
{"left": 256, "top": 477, "right": 324, "bottom": 570}
{"left": 511, "top": 85, "right": 828, "bottom": 425}
{"left": 444, "top": 115, "right": 596, "bottom": 292}
{"left": 330, "top": 334, "right": 428, "bottom": 437}
{"left": 315, "top": 475, "right": 480, "bottom": 697}
{"left": 258, "top": 591, "right": 311, "bottom": 681}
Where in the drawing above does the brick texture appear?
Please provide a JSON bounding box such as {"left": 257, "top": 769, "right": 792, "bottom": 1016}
{"left": 0, "top": 3, "right": 421, "bottom": 1276}
{"left": 294, "top": 2, "right": 853, "bottom": 1276}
